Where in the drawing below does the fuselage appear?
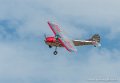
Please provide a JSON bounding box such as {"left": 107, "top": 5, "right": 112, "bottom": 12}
{"left": 45, "top": 36, "right": 97, "bottom": 47}
{"left": 45, "top": 36, "right": 63, "bottom": 47}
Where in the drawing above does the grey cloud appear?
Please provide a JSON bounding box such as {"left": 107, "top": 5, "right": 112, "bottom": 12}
{"left": 0, "top": 0, "right": 120, "bottom": 39}
{"left": 0, "top": 41, "right": 120, "bottom": 83}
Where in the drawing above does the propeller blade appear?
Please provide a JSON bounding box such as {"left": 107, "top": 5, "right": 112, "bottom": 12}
{"left": 44, "top": 34, "right": 47, "bottom": 39}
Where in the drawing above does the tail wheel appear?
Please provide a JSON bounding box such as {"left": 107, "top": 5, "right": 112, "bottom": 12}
{"left": 53, "top": 51, "right": 58, "bottom": 55}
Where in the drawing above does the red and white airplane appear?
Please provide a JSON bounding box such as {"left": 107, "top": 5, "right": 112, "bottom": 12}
{"left": 44, "top": 21, "right": 101, "bottom": 55}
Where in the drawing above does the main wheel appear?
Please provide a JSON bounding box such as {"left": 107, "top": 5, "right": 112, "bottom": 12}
{"left": 49, "top": 45, "right": 52, "bottom": 48}
{"left": 53, "top": 51, "right": 58, "bottom": 55}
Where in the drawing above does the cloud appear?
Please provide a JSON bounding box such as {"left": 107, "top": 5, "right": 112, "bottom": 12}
{"left": 27, "top": 0, "right": 120, "bottom": 39}
{"left": 0, "top": 0, "right": 120, "bottom": 39}
{"left": 0, "top": 41, "right": 120, "bottom": 83}
{"left": 43, "top": 0, "right": 120, "bottom": 39}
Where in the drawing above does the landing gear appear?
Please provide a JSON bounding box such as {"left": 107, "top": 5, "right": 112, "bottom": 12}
{"left": 49, "top": 45, "right": 52, "bottom": 48}
{"left": 53, "top": 46, "right": 58, "bottom": 55}
{"left": 53, "top": 51, "right": 58, "bottom": 55}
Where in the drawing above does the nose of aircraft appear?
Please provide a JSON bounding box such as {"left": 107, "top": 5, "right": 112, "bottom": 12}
{"left": 45, "top": 37, "right": 56, "bottom": 42}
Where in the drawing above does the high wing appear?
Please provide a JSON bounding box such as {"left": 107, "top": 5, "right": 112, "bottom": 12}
{"left": 48, "top": 21, "right": 77, "bottom": 52}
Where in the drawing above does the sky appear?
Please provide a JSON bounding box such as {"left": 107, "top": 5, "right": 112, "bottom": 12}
{"left": 0, "top": 0, "right": 120, "bottom": 83}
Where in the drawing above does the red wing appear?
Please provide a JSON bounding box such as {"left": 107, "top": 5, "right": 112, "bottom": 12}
{"left": 48, "top": 21, "right": 61, "bottom": 35}
{"left": 48, "top": 21, "right": 77, "bottom": 52}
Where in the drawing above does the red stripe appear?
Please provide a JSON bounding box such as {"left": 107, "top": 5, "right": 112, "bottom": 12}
{"left": 48, "top": 21, "right": 56, "bottom": 35}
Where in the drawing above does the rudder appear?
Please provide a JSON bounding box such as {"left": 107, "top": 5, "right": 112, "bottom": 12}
{"left": 91, "top": 34, "right": 100, "bottom": 43}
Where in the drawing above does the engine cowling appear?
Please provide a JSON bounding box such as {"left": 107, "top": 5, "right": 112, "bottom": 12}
{"left": 45, "top": 37, "right": 56, "bottom": 42}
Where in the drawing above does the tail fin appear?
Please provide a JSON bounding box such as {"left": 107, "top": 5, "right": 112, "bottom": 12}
{"left": 91, "top": 34, "right": 100, "bottom": 43}
{"left": 89, "top": 34, "right": 101, "bottom": 47}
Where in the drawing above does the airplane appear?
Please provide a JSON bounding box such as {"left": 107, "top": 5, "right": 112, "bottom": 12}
{"left": 44, "top": 21, "right": 101, "bottom": 55}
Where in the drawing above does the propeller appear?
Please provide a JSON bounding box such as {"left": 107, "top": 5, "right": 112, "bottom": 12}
{"left": 44, "top": 34, "right": 47, "bottom": 42}
{"left": 44, "top": 34, "right": 47, "bottom": 39}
